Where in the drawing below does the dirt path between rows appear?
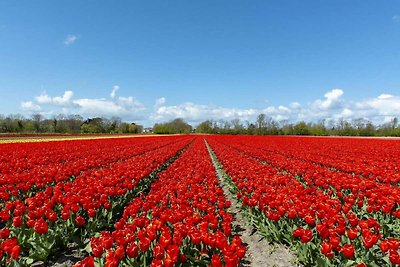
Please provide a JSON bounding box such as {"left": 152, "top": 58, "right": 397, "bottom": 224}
{"left": 205, "top": 140, "right": 299, "bottom": 267}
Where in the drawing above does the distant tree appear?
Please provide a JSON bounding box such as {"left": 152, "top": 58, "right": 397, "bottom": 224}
{"left": 53, "top": 114, "right": 66, "bottom": 133}
{"left": 256, "top": 113, "right": 266, "bottom": 135}
{"left": 0, "top": 115, "right": 13, "bottom": 132}
{"left": 337, "top": 118, "right": 356, "bottom": 136}
{"left": 65, "top": 115, "right": 84, "bottom": 133}
{"left": 23, "top": 120, "right": 36, "bottom": 132}
{"left": 118, "top": 122, "right": 143, "bottom": 134}
{"left": 267, "top": 119, "right": 279, "bottom": 135}
{"left": 41, "top": 119, "right": 54, "bottom": 133}
{"left": 196, "top": 120, "right": 214, "bottom": 134}
{"left": 170, "top": 118, "right": 192, "bottom": 133}
{"left": 80, "top": 117, "right": 105, "bottom": 133}
{"left": 344, "top": 118, "right": 374, "bottom": 136}
{"left": 52, "top": 118, "right": 58, "bottom": 133}
{"left": 391, "top": 117, "right": 398, "bottom": 129}
{"left": 17, "top": 120, "right": 24, "bottom": 132}
{"left": 231, "top": 119, "right": 244, "bottom": 134}
{"left": 133, "top": 124, "right": 143, "bottom": 134}
{"left": 0, "top": 114, "right": 25, "bottom": 133}
{"left": 32, "top": 114, "right": 43, "bottom": 133}
{"left": 293, "top": 121, "right": 310, "bottom": 135}
{"left": 309, "top": 120, "right": 328, "bottom": 136}
{"left": 222, "top": 121, "right": 231, "bottom": 132}
{"left": 377, "top": 117, "right": 400, "bottom": 136}
{"left": 282, "top": 123, "right": 294, "bottom": 135}
{"left": 359, "top": 121, "right": 375, "bottom": 136}
{"left": 109, "top": 117, "right": 122, "bottom": 133}
{"left": 153, "top": 118, "right": 192, "bottom": 134}
{"left": 246, "top": 121, "right": 256, "bottom": 135}
{"left": 154, "top": 123, "right": 165, "bottom": 134}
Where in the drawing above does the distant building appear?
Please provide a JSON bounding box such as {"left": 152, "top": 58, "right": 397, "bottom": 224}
{"left": 143, "top": 127, "right": 153, "bottom": 134}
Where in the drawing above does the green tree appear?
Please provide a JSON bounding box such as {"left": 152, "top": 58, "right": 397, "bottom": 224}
{"left": 32, "top": 114, "right": 43, "bottom": 133}
{"left": 256, "top": 113, "right": 266, "bottom": 135}
{"left": 293, "top": 121, "right": 310, "bottom": 135}
{"left": 153, "top": 118, "right": 192, "bottom": 134}
{"left": 196, "top": 120, "right": 214, "bottom": 133}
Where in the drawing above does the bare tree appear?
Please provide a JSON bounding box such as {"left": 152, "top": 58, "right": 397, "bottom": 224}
{"left": 256, "top": 113, "right": 266, "bottom": 135}
{"left": 391, "top": 117, "right": 398, "bottom": 129}
{"left": 32, "top": 114, "right": 43, "bottom": 133}
{"left": 231, "top": 118, "right": 244, "bottom": 134}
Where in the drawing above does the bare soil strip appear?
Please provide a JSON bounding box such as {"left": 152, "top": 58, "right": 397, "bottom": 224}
{"left": 205, "top": 140, "right": 299, "bottom": 267}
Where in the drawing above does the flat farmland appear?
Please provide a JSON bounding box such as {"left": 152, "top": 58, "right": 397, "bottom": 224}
{"left": 0, "top": 135, "right": 399, "bottom": 267}
{"left": 0, "top": 134, "right": 161, "bottom": 144}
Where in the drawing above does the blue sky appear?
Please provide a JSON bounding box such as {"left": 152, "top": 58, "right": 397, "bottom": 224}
{"left": 0, "top": 1, "right": 399, "bottom": 126}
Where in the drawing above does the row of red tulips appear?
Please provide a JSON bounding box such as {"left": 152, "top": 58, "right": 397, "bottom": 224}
{"left": 0, "top": 136, "right": 193, "bottom": 266}
{"left": 75, "top": 138, "right": 246, "bottom": 267}
{"left": 0, "top": 136, "right": 181, "bottom": 200}
{"left": 227, "top": 135, "right": 400, "bottom": 184}
{"left": 206, "top": 135, "right": 400, "bottom": 266}
{"left": 214, "top": 136, "right": 400, "bottom": 214}
{"left": 215, "top": 136, "right": 400, "bottom": 220}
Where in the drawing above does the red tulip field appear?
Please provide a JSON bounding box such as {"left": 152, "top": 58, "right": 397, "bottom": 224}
{"left": 1, "top": 135, "right": 400, "bottom": 266}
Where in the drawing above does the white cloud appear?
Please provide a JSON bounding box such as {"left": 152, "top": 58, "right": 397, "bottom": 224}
{"left": 339, "top": 108, "right": 353, "bottom": 118}
{"left": 53, "top": 91, "right": 73, "bottom": 105}
{"left": 64, "top": 34, "right": 78, "bottom": 45}
{"left": 260, "top": 105, "right": 292, "bottom": 121}
{"left": 152, "top": 100, "right": 257, "bottom": 123}
{"left": 20, "top": 88, "right": 400, "bottom": 126}
{"left": 21, "top": 101, "right": 41, "bottom": 112}
{"left": 73, "top": 96, "right": 145, "bottom": 119}
{"left": 393, "top": 15, "right": 400, "bottom": 22}
{"left": 117, "top": 96, "right": 145, "bottom": 110}
{"left": 21, "top": 88, "right": 146, "bottom": 121}
{"left": 306, "top": 91, "right": 400, "bottom": 123}
{"left": 35, "top": 91, "right": 73, "bottom": 106}
{"left": 152, "top": 89, "right": 400, "bottom": 125}
{"left": 73, "top": 98, "right": 124, "bottom": 114}
{"left": 313, "top": 88, "right": 344, "bottom": 110}
{"left": 357, "top": 95, "right": 400, "bottom": 117}
{"left": 110, "top": 86, "right": 119, "bottom": 99}
{"left": 290, "top": 102, "right": 301, "bottom": 109}
{"left": 35, "top": 92, "right": 52, "bottom": 104}
{"left": 377, "top": 94, "right": 393, "bottom": 100}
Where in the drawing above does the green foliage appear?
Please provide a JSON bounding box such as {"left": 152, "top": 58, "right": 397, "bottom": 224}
{"left": 195, "top": 120, "right": 215, "bottom": 134}
{"left": 195, "top": 115, "right": 400, "bottom": 137}
{"left": 1, "top": 112, "right": 399, "bottom": 137}
{"left": 153, "top": 118, "right": 192, "bottom": 134}
{"left": 293, "top": 121, "right": 311, "bottom": 135}
{"left": 0, "top": 114, "right": 143, "bottom": 134}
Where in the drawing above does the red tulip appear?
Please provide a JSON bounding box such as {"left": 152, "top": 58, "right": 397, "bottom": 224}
{"left": 34, "top": 218, "right": 48, "bottom": 235}
{"left": 126, "top": 243, "right": 139, "bottom": 258}
{"left": 75, "top": 216, "right": 85, "bottom": 226}
{"left": 341, "top": 244, "right": 355, "bottom": 259}
{"left": 211, "top": 254, "right": 223, "bottom": 267}
{"left": 11, "top": 245, "right": 21, "bottom": 259}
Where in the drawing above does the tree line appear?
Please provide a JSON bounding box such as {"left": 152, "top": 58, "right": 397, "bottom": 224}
{"left": 1, "top": 113, "right": 400, "bottom": 136}
{"left": 194, "top": 114, "right": 400, "bottom": 137}
{"left": 0, "top": 114, "right": 143, "bottom": 134}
